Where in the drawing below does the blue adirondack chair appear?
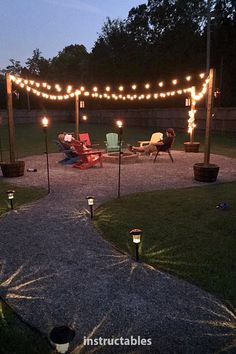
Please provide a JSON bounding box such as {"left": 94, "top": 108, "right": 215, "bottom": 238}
{"left": 54, "top": 140, "right": 81, "bottom": 164}
{"left": 104, "top": 133, "right": 122, "bottom": 152}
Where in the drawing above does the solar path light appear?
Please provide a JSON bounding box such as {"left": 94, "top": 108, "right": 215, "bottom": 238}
{"left": 130, "top": 228, "right": 142, "bottom": 262}
{"left": 86, "top": 196, "right": 95, "bottom": 219}
{"left": 49, "top": 326, "right": 75, "bottom": 353}
{"left": 7, "top": 189, "right": 15, "bottom": 210}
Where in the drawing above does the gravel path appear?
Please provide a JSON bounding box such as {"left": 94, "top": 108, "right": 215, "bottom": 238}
{"left": 1, "top": 151, "right": 236, "bottom": 354}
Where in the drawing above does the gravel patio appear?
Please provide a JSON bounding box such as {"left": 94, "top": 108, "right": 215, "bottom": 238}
{"left": 1, "top": 150, "right": 236, "bottom": 353}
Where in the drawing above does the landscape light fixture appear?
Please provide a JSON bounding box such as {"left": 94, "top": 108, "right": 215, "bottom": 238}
{"left": 130, "top": 228, "right": 142, "bottom": 262}
{"left": 86, "top": 196, "right": 95, "bottom": 219}
{"left": 41, "top": 116, "right": 50, "bottom": 194}
{"left": 7, "top": 189, "right": 15, "bottom": 210}
{"left": 116, "top": 120, "right": 123, "bottom": 198}
{"left": 49, "top": 326, "right": 75, "bottom": 353}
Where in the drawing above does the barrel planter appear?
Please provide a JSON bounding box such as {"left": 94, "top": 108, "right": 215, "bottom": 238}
{"left": 184, "top": 142, "right": 200, "bottom": 153}
{"left": 193, "top": 163, "right": 219, "bottom": 182}
{"left": 0, "top": 161, "right": 25, "bottom": 177}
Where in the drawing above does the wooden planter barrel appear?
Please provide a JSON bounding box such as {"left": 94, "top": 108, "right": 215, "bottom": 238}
{"left": 0, "top": 161, "right": 25, "bottom": 177}
{"left": 184, "top": 142, "right": 200, "bottom": 153}
{"left": 193, "top": 163, "right": 219, "bottom": 182}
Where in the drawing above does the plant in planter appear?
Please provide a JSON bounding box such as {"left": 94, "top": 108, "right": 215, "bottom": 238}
{"left": 193, "top": 69, "right": 219, "bottom": 183}
{"left": 0, "top": 72, "right": 25, "bottom": 177}
{"left": 184, "top": 86, "right": 200, "bottom": 153}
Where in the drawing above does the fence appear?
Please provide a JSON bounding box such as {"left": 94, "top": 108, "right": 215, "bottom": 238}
{"left": 0, "top": 108, "right": 236, "bottom": 132}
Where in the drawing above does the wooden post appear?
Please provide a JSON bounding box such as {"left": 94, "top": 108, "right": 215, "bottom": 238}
{"left": 26, "top": 91, "right": 31, "bottom": 111}
{"left": 75, "top": 94, "right": 80, "bottom": 140}
{"left": 6, "top": 72, "right": 15, "bottom": 163}
{"left": 190, "top": 86, "right": 196, "bottom": 143}
{"left": 204, "top": 68, "right": 215, "bottom": 165}
{"left": 206, "top": 0, "right": 211, "bottom": 74}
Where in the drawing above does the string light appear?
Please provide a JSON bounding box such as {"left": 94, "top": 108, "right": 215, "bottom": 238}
{"left": 9, "top": 73, "right": 208, "bottom": 102}
{"left": 188, "top": 109, "right": 196, "bottom": 134}
{"left": 67, "top": 85, "right": 72, "bottom": 93}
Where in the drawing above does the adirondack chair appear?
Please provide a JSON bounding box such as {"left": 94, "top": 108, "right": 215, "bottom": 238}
{"left": 79, "top": 133, "right": 100, "bottom": 149}
{"left": 104, "top": 133, "right": 122, "bottom": 152}
{"left": 138, "top": 132, "right": 163, "bottom": 147}
{"left": 71, "top": 140, "right": 103, "bottom": 170}
{"left": 54, "top": 140, "right": 81, "bottom": 164}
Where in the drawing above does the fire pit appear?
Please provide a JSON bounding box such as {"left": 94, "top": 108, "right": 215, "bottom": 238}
{"left": 103, "top": 152, "right": 139, "bottom": 164}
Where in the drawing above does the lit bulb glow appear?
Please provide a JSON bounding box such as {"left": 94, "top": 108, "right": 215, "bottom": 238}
{"left": 116, "top": 120, "right": 123, "bottom": 128}
{"left": 42, "top": 116, "right": 49, "bottom": 128}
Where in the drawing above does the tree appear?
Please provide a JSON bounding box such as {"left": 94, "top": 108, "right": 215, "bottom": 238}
{"left": 26, "top": 48, "right": 50, "bottom": 77}
{"left": 92, "top": 18, "right": 135, "bottom": 82}
{"left": 1, "top": 59, "right": 23, "bottom": 75}
{"left": 49, "top": 44, "right": 90, "bottom": 83}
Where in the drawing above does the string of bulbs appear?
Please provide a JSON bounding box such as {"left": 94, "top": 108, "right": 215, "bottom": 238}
{"left": 10, "top": 73, "right": 208, "bottom": 102}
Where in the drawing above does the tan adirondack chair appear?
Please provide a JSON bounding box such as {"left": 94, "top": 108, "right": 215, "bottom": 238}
{"left": 138, "top": 132, "right": 163, "bottom": 147}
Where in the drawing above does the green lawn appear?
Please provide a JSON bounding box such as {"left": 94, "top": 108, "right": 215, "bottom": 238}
{"left": 0, "top": 122, "right": 235, "bottom": 159}
{"left": 0, "top": 300, "right": 52, "bottom": 354}
{"left": 94, "top": 182, "right": 236, "bottom": 306}
{"left": 0, "top": 181, "right": 46, "bottom": 216}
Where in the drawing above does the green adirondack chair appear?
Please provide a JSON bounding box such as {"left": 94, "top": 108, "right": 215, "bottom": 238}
{"left": 104, "top": 133, "right": 122, "bottom": 152}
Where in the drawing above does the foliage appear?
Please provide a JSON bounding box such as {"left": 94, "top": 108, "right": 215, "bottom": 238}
{"left": 49, "top": 44, "right": 90, "bottom": 83}
{"left": 25, "top": 48, "right": 50, "bottom": 78}
{"left": 1, "top": 0, "right": 236, "bottom": 106}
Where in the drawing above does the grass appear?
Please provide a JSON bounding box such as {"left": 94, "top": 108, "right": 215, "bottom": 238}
{"left": 94, "top": 182, "right": 236, "bottom": 306}
{"left": 0, "top": 181, "right": 46, "bottom": 216}
{"left": 0, "top": 300, "right": 52, "bottom": 354}
{"left": 0, "top": 122, "right": 235, "bottom": 159}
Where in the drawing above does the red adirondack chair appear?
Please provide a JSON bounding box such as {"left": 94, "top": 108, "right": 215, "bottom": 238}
{"left": 71, "top": 140, "right": 103, "bottom": 170}
{"left": 79, "top": 133, "right": 100, "bottom": 149}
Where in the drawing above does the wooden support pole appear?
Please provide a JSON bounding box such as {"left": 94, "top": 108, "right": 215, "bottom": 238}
{"left": 206, "top": 0, "right": 211, "bottom": 74}
{"left": 204, "top": 68, "right": 215, "bottom": 165}
{"left": 190, "top": 86, "right": 196, "bottom": 143}
{"left": 75, "top": 94, "right": 80, "bottom": 140}
{"left": 6, "top": 72, "right": 15, "bottom": 163}
{"left": 27, "top": 91, "right": 31, "bottom": 111}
